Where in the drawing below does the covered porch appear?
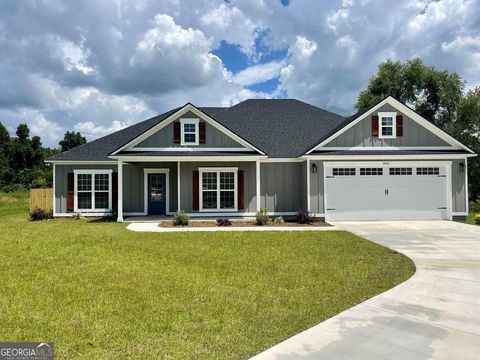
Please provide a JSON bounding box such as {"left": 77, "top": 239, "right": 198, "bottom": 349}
{"left": 113, "top": 154, "right": 264, "bottom": 222}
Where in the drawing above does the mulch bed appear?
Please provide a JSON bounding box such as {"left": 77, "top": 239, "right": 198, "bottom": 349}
{"left": 159, "top": 220, "right": 331, "bottom": 228}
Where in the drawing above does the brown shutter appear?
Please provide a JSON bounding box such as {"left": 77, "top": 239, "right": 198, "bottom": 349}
{"left": 174, "top": 122, "right": 181, "bottom": 144}
{"left": 67, "top": 173, "right": 74, "bottom": 211}
{"left": 396, "top": 115, "right": 403, "bottom": 136}
{"left": 372, "top": 115, "right": 379, "bottom": 137}
{"left": 199, "top": 122, "right": 206, "bottom": 144}
{"left": 112, "top": 172, "right": 118, "bottom": 213}
{"left": 238, "top": 170, "right": 244, "bottom": 210}
{"left": 192, "top": 170, "right": 199, "bottom": 211}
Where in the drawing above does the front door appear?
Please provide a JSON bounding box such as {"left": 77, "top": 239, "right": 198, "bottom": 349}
{"left": 148, "top": 173, "right": 166, "bottom": 214}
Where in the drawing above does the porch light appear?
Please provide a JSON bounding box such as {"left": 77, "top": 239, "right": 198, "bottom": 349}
{"left": 459, "top": 162, "right": 465, "bottom": 173}
{"left": 311, "top": 163, "right": 318, "bottom": 174}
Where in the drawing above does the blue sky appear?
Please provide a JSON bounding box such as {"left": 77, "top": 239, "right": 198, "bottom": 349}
{"left": 0, "top": 0, "right": 479, "bottom": 146}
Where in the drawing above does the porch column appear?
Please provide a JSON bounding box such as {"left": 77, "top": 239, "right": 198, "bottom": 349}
{"left": 256, "top": 160, "right": 261, "bottom": 211}
{"left": 117, "top": 160, "right": 123, "bottom": 222}
{"left": 306, "top": 158, "right": 311, "bottom": 212}
{"left": 177, "top": 161, "right": 181, "bottom": 212}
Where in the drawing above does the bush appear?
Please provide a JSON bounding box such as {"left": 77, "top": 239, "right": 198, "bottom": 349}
{"left": 296, "top": 209, "right": 312, "bottom": 224}
{"left": 216, "top": 218, "right": 232, "bottom": 226}
{"left": 255, "top": 208, "right": 269, "bottom": 226}
{"left": 173, "top": 210, "right": 189, "bottom": 226}
{"left": 274, "top": 216, "right": 285, "bottom": 224}
{"left": 470, "top": 198, "right": 480, "bottom": 214}
{"left": 30, "top": 208, "right": 53, "bottom": 221}
{"left": 475, "top": 214, "right": 480, "bottom": 225}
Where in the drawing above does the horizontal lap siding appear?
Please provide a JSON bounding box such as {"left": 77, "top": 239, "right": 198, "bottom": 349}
{"left": 179, "top": 162, "right": 256, "bottom": 212}
{"left": 260, "top": 162, "right": 307, "bottom": 213}
{"left": 325, "top": 104, "right": 450, "bottom": 147}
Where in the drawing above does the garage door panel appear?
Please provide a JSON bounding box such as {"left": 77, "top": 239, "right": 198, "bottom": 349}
{"left": 325, "top": 164, "right": 449, "bottom": 221}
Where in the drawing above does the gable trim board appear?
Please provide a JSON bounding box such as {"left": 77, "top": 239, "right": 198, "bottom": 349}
{"left": 111, "top": 103, "right": 266, "bottom": 156}
{"left": 128, "top": 147, "right": 255, "bottom": 152}
{"left": 306, "top": 96, "right": 474, "bottom": 154}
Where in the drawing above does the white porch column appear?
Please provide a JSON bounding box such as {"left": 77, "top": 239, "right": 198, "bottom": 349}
{"left": 117, "top": 160, "right": 123, "bottom": 222}
{"left": 256, "top": 160, "right": 261, "bottom": 211}
{"left": 177, "top": 161, "right": 181, "bottom": 212}
{"left": 306, "top": 158, "right": 311, "bottom": 212}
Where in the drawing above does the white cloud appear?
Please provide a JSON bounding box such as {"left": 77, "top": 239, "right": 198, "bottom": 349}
{"left": 74, "top": 120, "right": 128, "bottom": 138}
{"left": 231, "top": 61, "right": 285, "bottom": 86}
{"left": 291, "top": 36, "right": 318, "bottom": 61}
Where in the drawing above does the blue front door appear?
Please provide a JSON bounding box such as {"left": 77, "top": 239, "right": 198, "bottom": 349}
{"left": 148, "top": 174, "right": 166, "bottom": 214}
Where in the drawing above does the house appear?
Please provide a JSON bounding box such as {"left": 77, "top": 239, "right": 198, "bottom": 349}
{"left": 46, "top": 96, "right": 476, "bottom": 222}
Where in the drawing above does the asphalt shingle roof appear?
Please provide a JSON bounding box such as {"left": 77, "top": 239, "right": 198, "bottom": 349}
{"left": 45, "top": 99, "right": 347, "bottom": 161}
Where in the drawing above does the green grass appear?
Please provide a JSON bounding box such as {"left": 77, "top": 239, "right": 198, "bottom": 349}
{"left": 0, "top": 192, "right": 415, "bottom": 359}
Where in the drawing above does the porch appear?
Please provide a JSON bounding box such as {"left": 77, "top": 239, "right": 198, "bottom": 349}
{"left": 115, "top": 158, "right": 262, "bottom": 222}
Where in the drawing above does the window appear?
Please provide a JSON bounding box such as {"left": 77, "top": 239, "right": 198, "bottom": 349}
{"left": 417, "top": 167, "right": 440, "bottom": 175}
{"left": 378, "top": 112, "right": 396, "bottom": 139}
{"left": 180, "top": 118, "right": 199, "bottom": 145}
{"left": 360, "top": 168, "right": 383, "bottom": 176}
{"left": 74, "top": 170, "right": 112, "bottom": 212}
{"left": 389, "top": 167, "right": 412, "bottom": 175}
{"left": 200, "top": 168, "right": 237, "bottom": 211}
{"left": 333, "top": 168, "right": 356, "bottom": 176}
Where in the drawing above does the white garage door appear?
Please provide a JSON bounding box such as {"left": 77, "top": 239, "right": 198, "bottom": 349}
{"left": 325, "top": 163, "right": 449, "bottom": 221}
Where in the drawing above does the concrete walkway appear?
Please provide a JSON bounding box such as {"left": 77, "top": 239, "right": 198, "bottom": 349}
{"left": 127, "top": 222, "right": 336, "bottom": 232}
{"left": 252, "top": 221, "right": 480, "bottom": 360}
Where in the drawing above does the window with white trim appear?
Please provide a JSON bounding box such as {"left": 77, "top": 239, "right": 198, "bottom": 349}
{"left": 379, "top": 112, "right": 396, "bottom": 139}
{"left": 200, "top": 168, "right": 237, "bottom": 211}
{"left": 180, "top": 118, "right": 199, "bottom": 145}
{"left": 74, "top": 170, "right": 112, "bottom": 212}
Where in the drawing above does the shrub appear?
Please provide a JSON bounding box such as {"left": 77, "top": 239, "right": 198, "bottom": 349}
{"left": 173, "top": 210, "right": 190, "bottom": 226}
{"left": 216, "top": 218, "right": 232, "bottom": 226}
{"left": 274, "top": 216, "right": 285, "bottom": 224}
{"left": 296, "top": 209, "right": 312, "bottom": 224}
{"left": 475, "top": 214, "right": 480, "bottom": 225}
{"left": 255, "top": 208, "right": 269, "bottom": 226}
{"left": 30, "top": 208, "right": 53, "bottom": 221}
{"left": 470, "top": 198, "right": 480, "bottom": 214}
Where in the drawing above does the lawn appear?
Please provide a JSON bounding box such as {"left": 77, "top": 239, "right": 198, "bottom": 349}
{"left": 0, "top": 192, "right": 415, "bottom": 359}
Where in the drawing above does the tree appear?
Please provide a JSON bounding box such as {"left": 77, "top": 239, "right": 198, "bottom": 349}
{"left": 59, "top": 131, "right": 86, "bottom": 152}
{"left": 0, "top": 122, "right": 9, "bottom": 145}
{"left": 356, "top": 59, "right": 480, "bottom": 201}
{"left": 356, "top": 58, "right": 465, "bottom": 129}
{"left": 16, "top": 123, "right": 30, "bottom": 142}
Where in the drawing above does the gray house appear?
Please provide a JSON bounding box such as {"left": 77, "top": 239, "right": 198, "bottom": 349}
{"left": 46, "top": 96, "right": 475, "bottom": 222}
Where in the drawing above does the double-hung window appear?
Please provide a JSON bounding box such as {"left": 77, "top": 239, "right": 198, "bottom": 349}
{"left": 378, "top": 112, "right": 396, "bottom": 139}
{"left": 180, "top": 118, "right": 199, "bottom": 145}
{"left": 199, "top": 168, "right": 237, "bottom": 211}
{"left": 74, "top": 169, "right": 112, "bottom": 213}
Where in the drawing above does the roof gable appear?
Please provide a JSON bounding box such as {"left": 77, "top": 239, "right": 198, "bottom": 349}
{"left": 306, "top": 96, "right": 474, "bottom": 154}
{"left": 112, "top": 104, "right": 264, "bottom": 155}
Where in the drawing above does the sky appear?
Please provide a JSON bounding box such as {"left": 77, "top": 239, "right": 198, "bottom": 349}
{"left": 0, "top": 0, "right": 479, "bottom": 147}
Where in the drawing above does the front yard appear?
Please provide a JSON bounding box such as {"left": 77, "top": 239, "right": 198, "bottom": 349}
{"left": 0, "top": 192, "right": 415, "bottom": 359}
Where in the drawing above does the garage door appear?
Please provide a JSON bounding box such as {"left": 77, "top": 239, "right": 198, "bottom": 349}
{"left": 325, "top": 164, "right": 449, "bottom": 221}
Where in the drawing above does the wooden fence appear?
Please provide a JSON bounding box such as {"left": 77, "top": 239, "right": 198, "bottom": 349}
{"left": 29, "top": 188, "right": 53, "bottom": 212}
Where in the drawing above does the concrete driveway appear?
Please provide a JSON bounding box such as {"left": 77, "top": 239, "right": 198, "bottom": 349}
{"left": 252, "top": 221, "right": 480, "bottom": 360}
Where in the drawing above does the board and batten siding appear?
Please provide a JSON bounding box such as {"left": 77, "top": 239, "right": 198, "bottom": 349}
{"left": 452, "top": 159, "right": 467, "bottom": 213}
{"left": 260, "top": 162, "right": 307, "bottom": 213}
{"left": 309, "top": 161, "right": 325, "bottom": 215}
{"left": 325, "top": 104, "right": 450, "bottom": 148}
{"left": 54, "top": 164, "right": 117, "bottom": 214}
{"left": 179, "top": 161, "right": 256, "bottom": 212}
{"left": 135, "top": 111, "right": 243, "bottom": 148}
{"left": 54, "top": 163, "right": 178, "bottom": 214}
